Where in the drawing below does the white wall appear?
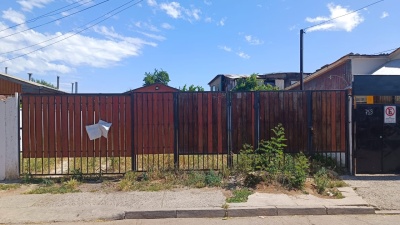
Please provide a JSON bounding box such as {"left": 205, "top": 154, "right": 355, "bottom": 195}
{"left": 352, "top": 57, "right": 388, "bottom": 75}
{"left": 0, "top": 95, "right": 19, "bottom": 180}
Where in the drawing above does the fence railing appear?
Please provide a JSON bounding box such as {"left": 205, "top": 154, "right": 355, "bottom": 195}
{"left": 20, "top": 90, "right": 349, "bottom": 175}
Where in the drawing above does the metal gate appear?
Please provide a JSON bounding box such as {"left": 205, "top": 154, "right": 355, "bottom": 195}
{"left": 355, "top": 104, "right": 400, "bottom": 173}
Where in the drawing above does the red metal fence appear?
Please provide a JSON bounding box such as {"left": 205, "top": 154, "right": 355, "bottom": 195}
{"left": 21, "top": 90, "right": 349, "bottom": 174}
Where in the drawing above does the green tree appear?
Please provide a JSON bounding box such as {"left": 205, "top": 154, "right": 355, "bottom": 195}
{"left": 31, "top": 78, "right": 57, "bottom": 89}
{"left": 143, "top": 69, "right": 170, "bottom": 86}
{"left": 180, "top": 84, "right": 204, "bottom": 91}
{"left": 233, "top": 74, "right": 279, "bottom": 91}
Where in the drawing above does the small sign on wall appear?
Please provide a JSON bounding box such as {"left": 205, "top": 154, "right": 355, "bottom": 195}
{"left": 384, "top": 106, "right": 396, "bottom": 124}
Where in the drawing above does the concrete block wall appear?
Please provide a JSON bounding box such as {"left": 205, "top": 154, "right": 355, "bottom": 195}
{"left": 0, "top": 95, "right": 19, "bottom": 180}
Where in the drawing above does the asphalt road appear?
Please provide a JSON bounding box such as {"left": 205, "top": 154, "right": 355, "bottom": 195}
{"left": 32, "top": 215, "right": 400, "bottom": 225}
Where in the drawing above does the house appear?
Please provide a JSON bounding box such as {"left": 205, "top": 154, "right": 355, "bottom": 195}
{"left": 286, "top": 48, "right": 400, "bottom": 103}
{"left": 124, "top": 83, "right": 179, "bottom": 93}
{"left": 208, "top": 72, "right": 310, "bottom": 91}
{"left": 0, "top": 72, "right": 65, "bottom": 95}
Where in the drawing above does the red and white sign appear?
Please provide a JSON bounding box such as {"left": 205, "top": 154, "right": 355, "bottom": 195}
{"left": 384, "top": 106, "right": 396, "bottom": 124}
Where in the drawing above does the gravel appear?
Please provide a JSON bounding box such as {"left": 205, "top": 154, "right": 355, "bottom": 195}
{"left": 341, "top": 175, "right": 400, "bottom": 210}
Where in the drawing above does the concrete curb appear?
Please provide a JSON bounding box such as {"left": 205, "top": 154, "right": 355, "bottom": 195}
{"left": 124, "top": 206, "right": 375, "bottom": 219}
{"left": 375, "top": 210, "right": 400, "bottom": 215}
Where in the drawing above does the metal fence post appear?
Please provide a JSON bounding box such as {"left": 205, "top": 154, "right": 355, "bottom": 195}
{"left": 173, "top": 92, "right": 179, "bottom": 169}
{"left": 254, "top": 92, "right": 260, "bottom": 149}
{"left": 227, "top": 91, "right": 233, "bottom": 168}
{"left": 130, "top": 93, "right": 136, "bottom": 171}
{"left": 345, "top": 90, "right": 351, "bottom": 173}
{"left": 307, "top": 91, "right": 313, "bottom": 155}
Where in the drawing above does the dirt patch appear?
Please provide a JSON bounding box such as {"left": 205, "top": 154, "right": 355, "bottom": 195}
{"left": 0, "top": 184, "right": 37, "bottom": 197}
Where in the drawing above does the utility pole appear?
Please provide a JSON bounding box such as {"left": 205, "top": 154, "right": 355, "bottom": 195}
{"left": 300, "top": 29, "right": 304, "bottom": 90}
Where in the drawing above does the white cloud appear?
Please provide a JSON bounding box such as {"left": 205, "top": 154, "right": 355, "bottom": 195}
{"left": 205, "top": 17, "right": 212, "bottom": 23}
{"left": 0, "top": 24, "right": 157, "bottom": 75}
{"left": 147, "top": 0, "right": 157, "bottom": 7}
{"left": 2, "top": 8, "right": 26, "bottom": 24}
{"left": 158, "top": 2, "right": 201, "bottom": 21}
{"left": 160, "top": 2, "right": 181, "bottom": 19}
{"left": 381, "top": 11, "right": 389, "bottom": 19}
{"left": 137, "top": 31, "right": 166, "bottom": 41}
{"left": 204, "top": 0, "right": 212, "bottom": 6}
{"left": 218, "top": 17, "right": 226, "bottom": 26}
{"left": 305, "top": 3, "right": 364, "bottom": 32}
{"left": 245, "top": 35, "right": 263, "bottom": 45}
{"left": 237, "top": 52, "right": 250, "bottom": 59}
{"left": 218, "top": 45, "right": 231, "bottom": 52}
{"left": 161, "top": 23, "right": 174, "bottom": 29}
{"left": 188, "top": 8, "right": 201, "bottom": 20}
{"left": 17, "top": 0, "right": 54, "bottom": 11}
{"left": 134, "top": 21, "right": 159, "bottom": 32}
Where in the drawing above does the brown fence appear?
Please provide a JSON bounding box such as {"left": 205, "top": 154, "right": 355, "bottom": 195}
{"left": 21, "top": 90, "right": 349, "bottom": 175}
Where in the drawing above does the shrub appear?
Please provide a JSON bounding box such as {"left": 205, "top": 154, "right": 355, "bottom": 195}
{"left": 205, "top": 170, "right": 222, "bottom": 187}
{"left": 257, "top": 124, "right": 286, "bottom": 173}
{"left": 235, "top": 144, "right": 258, "bottom": 174}
{"left": 314, "top": 167, "right": 329, "bottom": 194}
{"left": 243, "top": 173, "right": 263, "bottom": 188}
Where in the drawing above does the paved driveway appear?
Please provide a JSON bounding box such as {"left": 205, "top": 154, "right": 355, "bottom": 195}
{"left": 341, "top": 175, "right": 400, "bottom": 210}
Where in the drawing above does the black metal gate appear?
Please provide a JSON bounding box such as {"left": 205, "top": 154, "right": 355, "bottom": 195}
{"left": 355, "top": 104, "right": 400, "bottom": 173}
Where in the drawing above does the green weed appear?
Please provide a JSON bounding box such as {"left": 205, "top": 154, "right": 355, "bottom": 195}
{"left": 226, "top": 188, "right": 253, "bottom": 203}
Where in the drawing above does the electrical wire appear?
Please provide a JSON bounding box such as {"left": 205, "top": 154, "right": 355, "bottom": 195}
{"left": 0, "top": 0, "right": 136, "bottom": 55}
{"left": 0, "top": 0, "right": 110, "bottom": 40}
{"left": 0, "top": 0, "right": 92, "bottom": 33}
{"left": 303, "top": 0, "right": 384, "bottom": 31}
{"left": 0, "top": 0, "right": 144, "bottom": 64}
{"left": 373, "top": 47, "right": 400, "bottom": 55}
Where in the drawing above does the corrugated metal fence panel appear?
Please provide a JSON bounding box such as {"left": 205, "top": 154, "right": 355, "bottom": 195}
{"left": 177, "top": 92, "right": 227, "bottom": 154}
{"left": 0, "top": 79, "right": 22, "bottom": 95}
{"left": 259, "top": 92, "right": 308, "bottom": 153}
{"left": 133, "top": 93, "right": 174, "bottom": 155}
{"left": 21, "top": 95, "right": 132, "bottom": 158}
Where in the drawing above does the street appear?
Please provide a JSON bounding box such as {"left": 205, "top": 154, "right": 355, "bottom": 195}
{"left": 26, "top": 214, "right": 400, "bottom": 225}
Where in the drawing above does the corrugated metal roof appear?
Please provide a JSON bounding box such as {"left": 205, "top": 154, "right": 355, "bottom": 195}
{"left": 0, "top": 72, "right": 65, "bottom": 93}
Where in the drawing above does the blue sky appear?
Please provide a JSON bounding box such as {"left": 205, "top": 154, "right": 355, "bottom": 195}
{"left": 0, "top": 0, "right": 397, "bottom": 93}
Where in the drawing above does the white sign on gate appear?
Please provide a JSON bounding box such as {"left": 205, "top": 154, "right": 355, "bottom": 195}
{"left": 384, "top": 106, "right": 396, "bottom": 124}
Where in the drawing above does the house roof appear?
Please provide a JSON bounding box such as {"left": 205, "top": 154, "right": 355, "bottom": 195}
{"left": 208, "top": 72, "right": 307, "bottom": 85}
{"left": 207, "top": 74, "right": 248, "bottom": 85}
{"left": 0, "top": 72, "right": 65, "bottom": 93}
{"left": 124, "top": 83, "right": 179, "bottom": 93}
{"left": 285, "top": 48, "right": 400, "bottom": 90}
{"left": 372, "top": 59, "right": 400, "bottom": 75}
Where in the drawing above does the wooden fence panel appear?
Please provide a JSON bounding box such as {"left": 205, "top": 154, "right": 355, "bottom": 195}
{"left": 21, "top": 91, "right": 347, "bottom": 165}
{"left": 22, "top": 95, "right": 133, "bottom": 159}
{"left": 312, "top": 91, "right": 346, "bottom": 153}
{"left": 177, "top": 92, "right": 227, "bottom": 154}
{"left": 231, "top": 92, "right": 255, "bottom": 153}
{"left": 133, "top": 93, "right": 174, "bottom": 155}
{"left": 259, "top": 92, "right": 308, "bottom": 153}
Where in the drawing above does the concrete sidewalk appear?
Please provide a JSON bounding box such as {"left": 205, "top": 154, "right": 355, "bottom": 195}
{"left": 0, "top": 186, "right": 377, "bottom": 224}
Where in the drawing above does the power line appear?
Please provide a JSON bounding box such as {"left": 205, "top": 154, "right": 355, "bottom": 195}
{"left": 0, "top": 0, "right": 91, "bottom": 33}
{"left": 0, "top": 0, "right": 144, "bottom": 64}
{"left": 0, "top": 0, "right": 134, "bottom": 56}
{"left": 0, "top": 0, "right": 110, "bottom": 40}
{"left": 373, "top": 47, "right": 400, "bottom": 55}
{"left": 304, "top": 0, "right": 384, "bottom": 31}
